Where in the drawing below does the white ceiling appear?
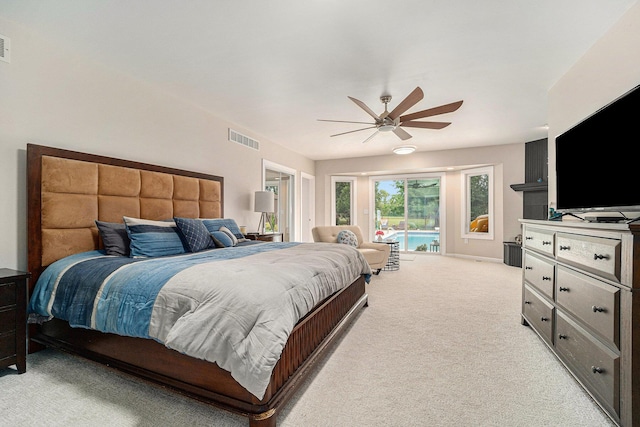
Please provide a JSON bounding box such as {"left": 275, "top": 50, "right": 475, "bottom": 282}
{"left": 1, "top": 1, "right": 636, "bottom": 160}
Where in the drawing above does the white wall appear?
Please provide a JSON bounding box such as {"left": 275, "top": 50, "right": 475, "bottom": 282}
{"left": 548, "top": 3, "right": 640, "bottom": 208}
{"left": 12, "top": 1, "right": 636, "bottom": 269}
{"left": 0, "top": 16, "right": 314, "bottom": 270}
{"left": 315, "top": 143, "right": 526, "bottom": 261}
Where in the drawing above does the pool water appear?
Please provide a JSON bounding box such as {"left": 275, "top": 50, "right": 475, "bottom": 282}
{"left": 383, "top": 231, "right": 440, "bottom": 251}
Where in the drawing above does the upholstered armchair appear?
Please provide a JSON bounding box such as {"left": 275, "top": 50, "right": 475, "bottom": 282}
{"left": 311, "top": 225, "right": 391, "bottom": 274}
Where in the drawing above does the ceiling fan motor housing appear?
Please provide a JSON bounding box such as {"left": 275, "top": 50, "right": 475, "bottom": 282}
{"left": 378, "top": 117, "right": 397, "bottom": 132}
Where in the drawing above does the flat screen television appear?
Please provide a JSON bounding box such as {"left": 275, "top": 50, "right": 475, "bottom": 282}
{"left": 555, "top": 83, "right": 640, "bottom": 216}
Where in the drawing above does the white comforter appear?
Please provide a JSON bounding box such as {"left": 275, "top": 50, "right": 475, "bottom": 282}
{"left": 147, "top": 242, "right": 370, "bottom": 399}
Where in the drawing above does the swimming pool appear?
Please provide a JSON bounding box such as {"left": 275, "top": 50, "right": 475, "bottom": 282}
{"left": 382, "top": 231, "right": 440, "bottom": 252}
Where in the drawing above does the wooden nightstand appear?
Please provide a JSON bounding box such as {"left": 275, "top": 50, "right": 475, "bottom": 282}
{"left": 0, "top": 269, "right": 31, "bottom": 373}
{"left": 245, "top": 233, "right": 283, "bottom": 242}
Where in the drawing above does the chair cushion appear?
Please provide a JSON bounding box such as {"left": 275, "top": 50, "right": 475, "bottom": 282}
{"left": 337, "top": 229, "right": 358, "bottom": 247}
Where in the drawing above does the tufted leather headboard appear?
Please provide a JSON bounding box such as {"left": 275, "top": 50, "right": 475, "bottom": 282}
{"left": 27, "top": 144, "right": 223, "bottom": 293}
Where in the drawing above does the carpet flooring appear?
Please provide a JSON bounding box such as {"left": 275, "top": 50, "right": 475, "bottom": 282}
{"left": 0, "top": 255, "right": 616, "bottom": 426}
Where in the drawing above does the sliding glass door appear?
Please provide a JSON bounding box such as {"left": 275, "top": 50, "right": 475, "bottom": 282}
{"left": 373, "top": 175, "right": 442, "bottom": 253}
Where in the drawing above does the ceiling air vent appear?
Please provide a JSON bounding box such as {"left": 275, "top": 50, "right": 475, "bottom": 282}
{"left": 0, "top": 34, "right": 10, "bottom": 63}
{"left": 229, "top": 129, "right": 259, "bottom": 150}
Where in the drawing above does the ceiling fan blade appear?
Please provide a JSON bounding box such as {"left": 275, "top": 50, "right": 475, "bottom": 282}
{"left": 362, "top": 130, "right": 379, "bottom": 144}
{"left": 400, "top": 121, "right": 451, "bottom": 129}
{"left": 318, "top": 119, "right": 376, "bottom": 125}
{"left": 393, "top": 126, "right": 412, "bottom": 140}
{"left": 399, "top": 100, "right": 464, "bottom": 122}
{"left": 348, "top": 96, "right": 380, "bottom": 121}
{"left": 330, "top": 126, "right": 377, "bottom": 137}
{"left": 387, "top": 87, "right": 424, "bottom": 120}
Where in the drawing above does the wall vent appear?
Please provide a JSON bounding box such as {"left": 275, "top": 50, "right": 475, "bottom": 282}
{"left": 229, "top": 129, "right": 259, "bottom": 150}
{"left": 0, "top": 34, "right": 10, "bottom": 63}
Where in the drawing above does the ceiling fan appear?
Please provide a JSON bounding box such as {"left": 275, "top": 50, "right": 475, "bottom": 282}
{"left": 318, "top": 87, "right": 463, "bottom": 143}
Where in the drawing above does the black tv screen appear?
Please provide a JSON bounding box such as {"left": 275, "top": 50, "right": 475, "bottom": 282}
{"left": 555, "top": 84, "right": 640, "bottom": 213}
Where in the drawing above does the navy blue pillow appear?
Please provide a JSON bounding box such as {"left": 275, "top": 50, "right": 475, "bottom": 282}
{"left": 174, "top": 217, "right": 216, "bottom": 252}
{"left": 202, "top": 218, "right": 246, "bottom": 241}
{"left": 95, "top": 220, "right": 130, "bottom": 256}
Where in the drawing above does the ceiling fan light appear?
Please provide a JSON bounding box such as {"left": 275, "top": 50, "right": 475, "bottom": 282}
{"left": 392, "top": 145, "right": 416, "bottom": 155}
{"left": 378, "top": 124, "right": 396, "bottom": 132}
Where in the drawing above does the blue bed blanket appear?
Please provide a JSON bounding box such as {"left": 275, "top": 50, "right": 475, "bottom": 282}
{"left": 28, "top": 242, "right": 371, "bottom": 399}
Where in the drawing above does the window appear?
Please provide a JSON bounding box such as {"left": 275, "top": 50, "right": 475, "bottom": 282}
{"left": 331, "top": 176, "right": 356, "bottom": 226}
{"left": 462, "top": 166, "right": 493, "bottom": 240}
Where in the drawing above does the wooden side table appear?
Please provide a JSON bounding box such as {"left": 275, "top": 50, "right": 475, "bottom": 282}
{"left": 245, "top": 233, "right": 283, "bottom": 242}
{"left": 0, "top": 269, "right": 31, "bottom": 373}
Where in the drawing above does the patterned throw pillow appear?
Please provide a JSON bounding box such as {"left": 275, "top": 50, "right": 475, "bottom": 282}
{"left": 174, "top": 217, "right": 216, "bottom": 253}
{"left": 219, "top": 226, "right": 238, "bottom": 246}
{"left": 210, "top": 230, "right": 234, "bottom": 248}
{"left": 337, "top": 230, "right": 358, "bottom": 247}
{"left": 123, "top": 217, "right": 187, "bottom": 258}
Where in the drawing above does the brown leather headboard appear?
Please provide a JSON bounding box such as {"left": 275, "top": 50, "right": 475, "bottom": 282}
{"left": 27, "top": 144, "right": 223, "bottom": 292}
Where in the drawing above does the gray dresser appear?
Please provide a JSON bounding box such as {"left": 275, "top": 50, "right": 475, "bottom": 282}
{"left": 520, "top": 219, "right": 640, "bottom": 426}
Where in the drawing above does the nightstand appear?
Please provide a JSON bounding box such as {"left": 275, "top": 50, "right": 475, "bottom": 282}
{"left": 0, "top": 269, "right": 31, "bottom": 373}
{"left": 245, "top": 233, "right": 283, "bottom": 242}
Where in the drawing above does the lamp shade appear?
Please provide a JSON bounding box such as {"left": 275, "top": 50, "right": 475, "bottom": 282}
{"left": 254, "top": 191, "right": 274, "bottom": 213}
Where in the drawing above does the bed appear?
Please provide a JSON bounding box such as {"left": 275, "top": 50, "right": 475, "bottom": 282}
{"left": 26, "top": 144, "right": 371, "bottom": 427}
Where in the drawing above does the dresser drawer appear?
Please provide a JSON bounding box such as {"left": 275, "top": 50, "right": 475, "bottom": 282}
{"left": 523, "top": 285, "right": 554, "bottom": 346}
{"left": 556, "top": 311, "right": 619, "bottom": 416}
{"left": 556, "top": 265, "right": 619, "bottom": 349}
{"left": 0, "top": 282, "right": 16, "bottom": 308}
{"left": 0, "top": 308, "right": 16, "bottom": 334}
{"left": 524, "top": 227, "right": 555, "bottom": 257}
{"left": 523, "top": 252, "right": 555, "bottom": 299}
{"left": 556, "top": 232, "right": 621, "bottom": 282}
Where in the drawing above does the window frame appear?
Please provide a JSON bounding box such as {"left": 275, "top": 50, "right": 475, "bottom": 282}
{"left": 461, "top": 166, "right": 494, "bottom": 240}
{"left": 331, "top": 176, "right": 357, "bottom": 226}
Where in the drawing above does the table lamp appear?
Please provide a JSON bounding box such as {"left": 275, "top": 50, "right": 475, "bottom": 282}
{"left": 254, "top": 190, "right": 274, "bottom": 234}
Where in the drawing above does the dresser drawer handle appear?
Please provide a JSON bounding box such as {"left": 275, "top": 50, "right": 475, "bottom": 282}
{"left": 526, "top": 236, "right": 533, "bottom": 240}
{"left": 591, "top": 366, "right": 604, "bottom": 374}
{"left": 542, "top": 276, "right": 551, "bottom": 281}
{"left": 558, "top": 334, "right": 567, "bottom": 340}
{"left": 525, "top": 266, "right": 533, "bottom": 270}
{"left": 540, "top": 317, "right": 549, "bottom": 322}
{"left": 542, "top": 241, "right": 552, "bottom": 246}
{"left": 594, "top": 254, "right": 610, "bottom": 260}
{"left": 559, "top": 287, "right": 569, "bottom": 292}
{"left": 592, "top": 305, "right": 606, "bottom": 313}
{"left": 524, "top": 300, "right": 531, "bottom": 305}
{"left": 559, "top": 245, "right": 570, "bottom": 251}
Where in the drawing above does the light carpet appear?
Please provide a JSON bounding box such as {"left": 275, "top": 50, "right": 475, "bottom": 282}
{"left": 0, "top": 255, "right": 615, "bottom": 426}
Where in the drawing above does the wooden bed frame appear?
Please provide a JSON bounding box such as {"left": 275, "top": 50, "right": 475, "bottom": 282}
{"left": 26, "top": 144, "right": 368, "bottom": 427}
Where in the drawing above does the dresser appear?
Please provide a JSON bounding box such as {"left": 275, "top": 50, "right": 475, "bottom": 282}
{"left": 520, "top": 220, "right": 640, "bottom": 426}
{"left": 0, "top": 269, "right": 30, "bottom": 373}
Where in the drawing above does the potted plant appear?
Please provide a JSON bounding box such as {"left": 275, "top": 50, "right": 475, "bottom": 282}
{"left": 375, "top": 230, "right": 384, "bottom": 242}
